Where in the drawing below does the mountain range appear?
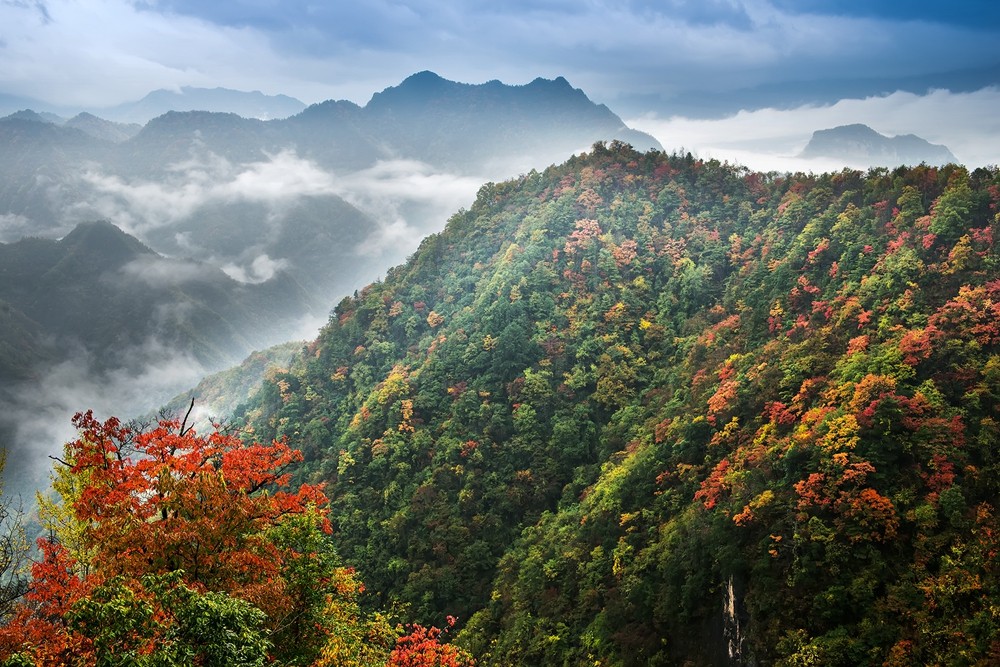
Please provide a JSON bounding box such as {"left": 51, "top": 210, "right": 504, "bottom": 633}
{"left": 0, "top": 86, "right": 308, "bottom": 124}
{"left": 0, "top": 72, "right": 662, "bottom": 498}
{"left": 0, "top": 73, "right": 661, "bottom": 360}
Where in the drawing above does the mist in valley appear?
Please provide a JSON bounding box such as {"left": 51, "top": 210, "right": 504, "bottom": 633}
{"left": 0, "top": 76, "right": 647, "bottom": 504}
{"left": 0, "top": 149, "right": 484, "bottom": 503}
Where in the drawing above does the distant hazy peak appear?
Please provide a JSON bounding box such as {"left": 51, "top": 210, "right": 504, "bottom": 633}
{"left": 64, "top": 112, "right": 142, "bottom": 142}
{"left": 145, "top": 109, "right": 251, "bottom": 123}
{"left": 819, "top": 123, "right": 879, "bottom": 138}
{"left": 141, "top": 86, "right": 304, "bottom": 105}
{"left": 2, "top": 109, "right": 52, "bottom": 123}
{"left": 395, "top": 71, "right": 573, "bottom": 90}
{"left": 398, "top": 70, "right": 450, "bottom": 87}
{"left": 99, "top": 87, "right": 307, "bottom": 124}
{"left": 801, "top": 123, "right": 957, "bottom": 166}
{"left": 541, "top": 75, "right": 570, "bottom": 86}
{"left": 136, "top": 109, "right": 262, "bottom": 136}
{"left": 295, "top": 98, "right": 364, "bottom": 118}
{"left": 60, "top": 219, "right": 154, "bottom": 255}
{"left": 526, "top": 75, "right": 576, "bottom": 92}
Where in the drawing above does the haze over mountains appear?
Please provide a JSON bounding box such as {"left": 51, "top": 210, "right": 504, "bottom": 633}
{"left": 0, "top": 220, "right": 312, "bottom": 375}
{"left": 0, "top": 71, "right": 662, "bottom": 496}
{"left": 0, "top": 86, "right": 308, "bottom": 125}
{"left": 0, "top": 0, "right": 997, "bottom": 661}
{"left": 0, "top": 68, "right": 975, "bottom": 501}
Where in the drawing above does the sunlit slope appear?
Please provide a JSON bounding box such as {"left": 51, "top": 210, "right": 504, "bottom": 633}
{"left": 245, "top": 143, "right": 1000, "bottom": 665}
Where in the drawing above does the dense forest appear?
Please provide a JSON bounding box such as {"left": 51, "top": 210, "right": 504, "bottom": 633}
{"left": 4, "top": 141, "right": 1000, "bottom": 665}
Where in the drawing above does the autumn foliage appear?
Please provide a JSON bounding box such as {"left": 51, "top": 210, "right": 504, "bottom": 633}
{"left": 6, "top": 146, "right": 1000, "bottom": 665}
{"left": 237, "top": 145, "right": 1000, "bottom": 664}
{"left": 67, "top": 411, "right": 328, "bottom": 607}
{"left": 387, "top": 617, "right": 475, "bottom": 667}
{"left": 0, "top": 541, "right": 90, "bottom": 663}
{"left": 0, "top": 412, "right": 466, "bottom": 665}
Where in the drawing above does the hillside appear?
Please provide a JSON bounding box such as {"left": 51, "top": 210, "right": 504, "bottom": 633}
{"left": 242, "top": 142, "right": 1000, "bottom": 665}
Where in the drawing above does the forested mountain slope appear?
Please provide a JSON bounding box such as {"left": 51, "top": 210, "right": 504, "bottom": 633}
{"left": 244, "top": 142, "right": 1000, "bottom": 665}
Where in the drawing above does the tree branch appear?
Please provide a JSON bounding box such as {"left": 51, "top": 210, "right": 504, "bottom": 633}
{"left": 179, "top": 397, "right": 196, "bottom": 436}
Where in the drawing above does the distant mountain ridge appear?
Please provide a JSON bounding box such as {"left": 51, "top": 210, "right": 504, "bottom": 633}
{"left": 101, "top": 86, "right": 308, "bottom": 124}
{"left": 104, "top": 71, "right": 662, "bottom": 173}
{"left": 0, "top": 108, "right": 142, "bottom": 143}
{"left": 0, "top": 87, "right": 308, "bottom": 124}
{"left": 0, "top": 72, "right": 663, "bottom": 261}
{"left": 2, "top": 72, "right": 662, "bottom": 168}
{"left": 800, "top": 123, "right": 957, "bottom": 166}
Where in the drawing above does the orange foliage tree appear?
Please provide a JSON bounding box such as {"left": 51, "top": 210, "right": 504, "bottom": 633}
{"left": 387, "top": 617, "right": 475, "bottom": 667}
{"left": 65, "top": 409, "right": 328, "bottom": 614}
{"left": 0, "top": 410, "right": 392, "bottom": 665}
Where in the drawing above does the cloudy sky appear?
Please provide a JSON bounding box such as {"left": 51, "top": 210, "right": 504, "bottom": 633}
{"left": 2, "top": 0, "right": 999, "bottom": 167}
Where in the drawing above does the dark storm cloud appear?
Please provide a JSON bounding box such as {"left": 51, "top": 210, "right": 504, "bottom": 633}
{"left": 146, "top": 0, "right": 441, "bottom": 51}
{"left": 1, "top": 0, "right": 997, "bottom": 111}
{"left": 768, "top": 0, "right": 1000, "bottom": 30}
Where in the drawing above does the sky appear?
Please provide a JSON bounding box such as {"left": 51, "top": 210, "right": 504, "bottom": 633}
{"left": 0, "top": 0, "right": 996, "bottom": 109}
{"left": 1, "top": 0, "right": 999, "bottom": 168}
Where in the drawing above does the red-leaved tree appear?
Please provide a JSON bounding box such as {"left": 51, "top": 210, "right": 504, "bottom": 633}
{"left": 0, "top": 411, "right": 361, "bottom": 665}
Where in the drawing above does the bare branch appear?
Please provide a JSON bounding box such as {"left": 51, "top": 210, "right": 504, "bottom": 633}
{"left": 179, "top": 397, "right": 196, "bottom": 436}
{"left": 47, "top": 455, "right": 71, "bottom": 468}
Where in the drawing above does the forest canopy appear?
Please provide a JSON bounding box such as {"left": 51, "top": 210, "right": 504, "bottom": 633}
{"left": 241, "top": 143, "right": 1000, "bottom": 665}
{"left": 6, "top": 142, "right": 1000, "bottom": 665}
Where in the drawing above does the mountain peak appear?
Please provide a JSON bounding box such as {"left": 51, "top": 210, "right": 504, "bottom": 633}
{"left": 2, "top": 109, "right": 51, "bottom": 124}
{"left": 821, "top": 123, "right": 881, "bottom": 138}
{"left": 60, "top": 220, "right": 153, "bottom": 258}
{"left": 529, "top": 75, "right": 572, "bottom": 89}
{"left": 801, "top": 123, "right": 957, "bottom": 166}
{"left": 358, "top": 72, "right": 662, "bottom": 170}
{"left": 368, "top": 71, "right": 460, "bottom": 107}
{"left": 369, "top": 72, "right": 587, "bottom": 109}
{"left": 401, "top": 70, "right": 448, "bottom": 86}
{"left": 64, "top": 112, "right": 141, "bottom": 142}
